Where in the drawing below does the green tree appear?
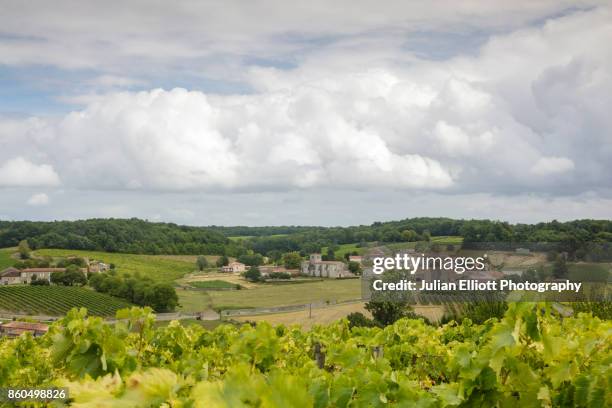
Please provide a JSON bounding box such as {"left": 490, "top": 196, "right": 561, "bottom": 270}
{"left": 401, "top": 229, "right": 418, "bottom": 242}
{"left": 18, "top": 239, "right": 31, "bottom": 259}
{"left": 323, "top": 249, "right": 335, "bottom": 261}
{"left": 148, "top": 284, "right": 179, "bottom": 312}
{"left": 365, "top": 301, "right": 410, "bottom": 326}
{"left": 196, "top": 256, "right": 209, "bottom": 271}
{"left": 282, "top": 252, "right": 302, "bottom": 269}
{"left": 237, "top": 252, "right": 264, "bottom": 266}
{"left": 348, "top": 261, "right": 362, "bottom": 275}
{"left": 216, "top": 255, "right": 229, "bottom": 267}
{"left": 346, "top": 312, "right": 376, "bottom": 328}
{"left": 244, "top": 266, "right": 262, "bottom": 282}
{"left": 60, "top": 265, "right": 88, "bottom": 286}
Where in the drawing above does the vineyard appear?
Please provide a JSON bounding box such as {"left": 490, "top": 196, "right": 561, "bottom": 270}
{"left": 0, "top": 286, "right": 132, "bottom": 316}
{"left": 0, "top": 303, "right": 610, "bottom": 407}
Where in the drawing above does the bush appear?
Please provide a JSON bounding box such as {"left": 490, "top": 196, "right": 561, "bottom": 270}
{"left": 442, "top": 301, "right": 508, "bottom": 325}
{"left": 50, "top": 265, "right": 87, "bottom": 286}
{"left": 216, "top": 255, "right": 229, "bottom": 267}
{"left": 267, "top": 272, "right": 291, "bottom": 280}
{"left": 196, "top": 255, "right": 208, "bottom": 271}
{"left": 348, "top": 261, "right": 362, "bottom": 275}
{"left": 30, "top": 278, "right": 50, "bottom": 286}
{"left": 282, "top": 252, "right": 302, "bottom": 269}
{"left": 244, "top": 266, "right": 262, "bottom": 282}
{"left": 346, "top": 312, "right": 376, "bottom": 328}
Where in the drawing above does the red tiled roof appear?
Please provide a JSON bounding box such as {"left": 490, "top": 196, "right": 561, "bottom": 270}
{"left": 0, "top": 267, "right": 21, "bottom": 277}
{"left": 22, "top": 268, "right": 65, "bottom": 273}
{"left": 1, "top": 321, "right": 49, "bottom": 332}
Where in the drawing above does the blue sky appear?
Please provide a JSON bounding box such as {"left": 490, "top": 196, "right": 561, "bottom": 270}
{"left": 0, "top": 1, "right": 611, "bottom": 226}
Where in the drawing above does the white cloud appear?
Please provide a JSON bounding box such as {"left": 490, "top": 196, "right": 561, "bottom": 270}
{"left": 0, "top": 157, "right": 61, "bottom": 187}
{"left": 0, "top": 1, "right": 599, "bottom": 72}
{"left": 0, "top": 5, "right": 610, "bottom": 197}
{"left": 26, "top": 193, "right": 49, "bottom": 206}
{"left": 530, "top": 156, "right": 575, "bottom": 176}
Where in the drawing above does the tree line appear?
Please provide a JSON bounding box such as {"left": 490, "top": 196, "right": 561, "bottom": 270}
{"left": 2, "top": 217, "right": 612, "bottom": 260}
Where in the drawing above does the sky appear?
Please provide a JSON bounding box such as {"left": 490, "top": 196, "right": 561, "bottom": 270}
{"left": 0, "top": 0, "right": 611, "bottom": 226}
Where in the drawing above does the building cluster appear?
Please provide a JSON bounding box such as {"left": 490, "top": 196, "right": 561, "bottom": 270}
{"left": 301, "top": 253, "right": 354, "bottom": 278}
{"left": 220, "top": 261, "right": 247, "bottom": 273}
{"left": 0, "top": 259, "right": 109, "bottom": 285}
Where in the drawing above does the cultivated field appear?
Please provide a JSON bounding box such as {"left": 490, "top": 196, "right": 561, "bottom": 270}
{"left": 232, "top": 302, "right": 446, "bottom": 329}
{"left": 177, "top": 279, "right": 362, "bottom": 312}
{"left": 0, "top": 286, "right": 132, "bottom": 316}
{"left": 234, "top": 301, "right": 369, "bottom": 329}
{"left": 35, "top": 249, "right": 197, "bottom": 282}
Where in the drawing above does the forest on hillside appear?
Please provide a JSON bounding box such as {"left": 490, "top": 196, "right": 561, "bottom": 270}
{"left": 1, "top": 217, "right": 612, "bottom": 257}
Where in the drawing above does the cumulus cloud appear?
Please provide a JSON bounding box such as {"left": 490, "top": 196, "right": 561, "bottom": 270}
{"left": 0, "top": 6, "right": 610, "bottom": 197}
{"left": 26, "top": 193, "right": 50, "bottom": 206}
{"left": 0, "top": 157, "right": 61, "bottom": 187}
{"left": 530, "top": 156, "right": 575, "bottom": 176}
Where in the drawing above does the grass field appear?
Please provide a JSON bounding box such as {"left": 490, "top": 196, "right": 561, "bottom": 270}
{"left": 189, "top": 280, "right": 239, "bottom": 289}
{"left": 430, "top": 236, "right": 464, "bottom": 245}
{"left": 0, "top": 248, "right": 16, "bottom": 270}
{"left": 0, "top": 286, "right": 132, "bottom": 316}
{"left": 232, "top": 303, "right": 446, "bottom": 329}
{"left": 35, "top": 249, "right": 196, "bottom": 282}
{"left": 567, "top": 262, "right": 611, "bottom": 281}
{"left": 209, "top": 278, "right": 361, "bottom": 309}
{"left": 234, "top": 302, "right": 369, "bottom": 329}
{"left": 177, "top": 279, "right": 361, "bottom": 312}
{"left": 321, "top": 243, "right": 365, "bottom": 258}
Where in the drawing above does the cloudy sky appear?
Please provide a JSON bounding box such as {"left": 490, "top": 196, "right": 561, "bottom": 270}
{"left": 1, "top": 1, "right": 611, "bottom": 226}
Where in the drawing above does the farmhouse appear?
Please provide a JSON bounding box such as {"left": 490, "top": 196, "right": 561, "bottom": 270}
{"left": 348, "top": 255, "right": 363, "bottom": 264}
{"left": 221, "top": 261, "right": 247, "bottom": 273}
{"left": 0, "top": 321, "right": 49, "bottom": 338}
{"left": 301, "top": 253, "right": 352, "bottom": 278}
{"left": 0, "top": 267, "right": 73, "bottom": 285}
{"left": 87, "top": 260, "right": 110, "bottom": 273}
{"left": 0, "top": 267, "right": 22, "bottom": 285}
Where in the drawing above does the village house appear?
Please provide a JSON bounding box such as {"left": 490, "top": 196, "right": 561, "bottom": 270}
{"left": 0, "top": 267, "right": 22, "bottom": 285}
{"left": 301, "top": 253, "right": 352, "bottom": 278}
{"left": 0, "top": 321, "right": 49, "bottom": 337}
{"left": 0, "top": 267, "right": 88, "bottom": 285}
{"left": 87, "top": 260, "right": 110, "bottom": 274}
{"left": 348, "top": 255, "right": 363, "bottom": 264}
{"left": 220, "top": 261, "right": 247, "bottom": 273}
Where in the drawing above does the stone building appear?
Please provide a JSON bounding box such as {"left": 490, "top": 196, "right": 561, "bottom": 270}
{"left": 301, "top": 254, "right": 351, "bottom": 278}
{"left": 0, "top": 267, "right": 79, "bottom": 284}
{"left": 220, "top": 261, "right": 247, "bottom": 273}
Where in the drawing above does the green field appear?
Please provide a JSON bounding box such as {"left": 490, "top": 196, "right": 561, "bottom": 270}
{"left": 0, "top": 248, "right": 15, "bottom": 270}
{"left": 0, "top": 286, "right": 132, "bottom": 316}
{"left": 228, "top": 234, "right": 288, "bottom": 241}
{"left": 177, "top": 279, "right": 361, "bottom": 312}
{"left": 321, "top": 243, "right": 365, "bottom": 258}
{"left": 35, "top": 249, "right": 195, "bottom": 282}
{"left": 189, "top": 280, "right": 239, "bottom": 289}
{"left": 430, "top": 235, "right": 464, "bottom": 245}
{"left": 567, "top": 262, "right": 611, "bottom": 282}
